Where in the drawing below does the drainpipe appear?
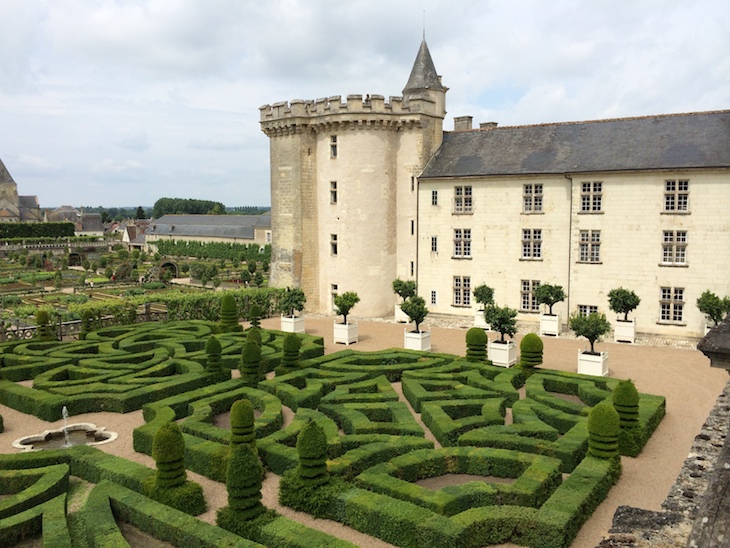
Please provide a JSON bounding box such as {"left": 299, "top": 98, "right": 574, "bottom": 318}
{"left": 564, "top": 173, "right": 573, "bottom": 318}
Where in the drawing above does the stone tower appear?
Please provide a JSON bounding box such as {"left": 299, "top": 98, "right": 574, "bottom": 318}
{"left": 260, "top": 40, "right": 446, "bottom": 317}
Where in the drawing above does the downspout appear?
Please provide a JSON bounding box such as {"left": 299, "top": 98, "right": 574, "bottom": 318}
{"left": 415, "top": 176, "right": 420, "bottom": 291}
{"left": 564, "top": 173, "right": 573, "bottom": 318}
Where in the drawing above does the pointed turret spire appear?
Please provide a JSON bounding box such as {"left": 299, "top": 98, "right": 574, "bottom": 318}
{"left": 0, "top": 158, "right": 16, "bottom": 185}
{"left": 403, "top": 39, "right": 445, "bottom": 97}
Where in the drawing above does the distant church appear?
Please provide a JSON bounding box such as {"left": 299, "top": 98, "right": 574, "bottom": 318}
{"left": 261, "top": 40, "right": 730, "bottom": 339}
{"left": 0, "top": 159, "right": 41, "bottom": 222}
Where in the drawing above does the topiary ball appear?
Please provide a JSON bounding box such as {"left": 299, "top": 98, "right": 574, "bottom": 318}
{"left": 520, "top": 332, "right": 543, "bottom": 354}
{"left": 205, "top": 335, "right": 222, "bottom": 355}
{"left": 465, "top": 327, "right": 487, "bottom": 346}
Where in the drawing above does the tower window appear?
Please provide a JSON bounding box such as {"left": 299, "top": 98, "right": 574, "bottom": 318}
{"left": 330, "top": 181, "right": 337, "bottom": 204}
{"left": 330, "top": 135, "right": 338, "bottom": 158}
{"left": 330, "top": 234, "right": 338, "bottom": 255}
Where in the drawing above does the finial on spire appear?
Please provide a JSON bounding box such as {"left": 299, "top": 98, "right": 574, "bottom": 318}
{"left": 423, "top": 10, "right": 426, "bottom": 40}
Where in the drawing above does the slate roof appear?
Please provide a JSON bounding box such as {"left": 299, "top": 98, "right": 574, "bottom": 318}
{"left": 403, "top": 39, "right": 445, "bottom": 96}
{"left": 420, "top": 110, "right": 730, "bottom": 179}
{"left": 148, "top": 214, "right": 271, "bottom": 239}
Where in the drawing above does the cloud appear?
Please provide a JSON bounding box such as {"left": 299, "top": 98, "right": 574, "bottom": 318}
{"left": 118, "top": 130, "right": 150, "bottom": 151}
{"left": 188, "top": 137, "right": 246, "bottom": 151}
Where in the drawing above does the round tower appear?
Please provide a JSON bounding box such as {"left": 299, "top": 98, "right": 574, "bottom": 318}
{"left": 260, "top": 40, "right": 446, "bottom": 317}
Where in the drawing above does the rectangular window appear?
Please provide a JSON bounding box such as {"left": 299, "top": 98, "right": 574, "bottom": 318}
{"left": 330, "top": 135, "right": 338, "bottom": 158}
{"left": 453, "top": 276, "right": 471, "bottom": 306}
{"left": 664, "top": 179, "right": 689, "bottom": 212}
{"left": 578, "top": 305, "right": 599, "bottom": 317}
{"left": 411, "top": 176, "right": 415, "bottom": 192}
{"left": 454, "top": 186, "right": 473, "bottom": 214}
{"left": 431, "top": 190, "right": 438, "bottom": 206}
{"left": 331, "top": 284, "right": 338, "bottom": 311}
{"left": 579, "top": 230, "right": 601, "bottom": 263}
{"left": 453, "top": 228, "right": 472, "bottom": 258}
{"left": 330, "top": 234, "right": 338, "bottom": 255}
{"left": 410, "top": 219, "right": 415, "bottom": 235}
{"left": 523, "top": 183, "right": 543, "bottom": 212}
{"left": 410, "top": 261, "right": 414, "bottom": 276}
{"left": 520, "top": 279, "right": 540, "bottom": 312}
{"left": 580, "top": 181, "right": 602, "bottom": 212}
{"left": 521, "top": 228, "right": 542, "bottom": 259}
{"left": 431, "top": 236, "right": 438, "bottom": 253}
{"left": 330, "top": 181, "right": 337, "bottom": 204}
{"left": 661, "top": 230, "right": 687, "bottom": 265}
{"left": 430, "top": 290, "right": 437, "bottom": 305}
{"left": 660, "top": 287, "right": 684, "bottom": 322}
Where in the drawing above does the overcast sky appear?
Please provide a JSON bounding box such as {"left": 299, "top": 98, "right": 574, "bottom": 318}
{"left": 1, "top": 0, "right": 728, "bottom": 209}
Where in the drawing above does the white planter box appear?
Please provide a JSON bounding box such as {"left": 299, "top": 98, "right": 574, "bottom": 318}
{"left": 280, "top": 315, "right": 305, "bottom": 334}
{"left": 474, "top": 310, "right": 490, "bottom": 330}
{"left": 539, "top": 314, "right": 561, "bottom": 337}
{"left": 488, "top": 340, "right": 517, "bottom": 368}
{"left": 577, "top": 350, "right": 608, "bottom": 376}
{"left": 614, "top": 319, "right": 635, "bottom": 343}
{"left": 395, "top": 306, "right": 410, "bottom": 323}
{"left": 404, "top": 329, "right": 431, "bottom": 351}
{"left": 334, "top": 322, "right": 358, "bottom": 345}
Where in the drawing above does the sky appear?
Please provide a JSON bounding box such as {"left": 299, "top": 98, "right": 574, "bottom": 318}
{"left": 0, "top": 1, "right": 728, "bottom": 209}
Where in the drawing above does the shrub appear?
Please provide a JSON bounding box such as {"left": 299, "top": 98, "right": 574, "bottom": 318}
{"left": 485, "top": 305, "right": 517, "bottom": 342}
{"left": 392, "top": 279, "right": 417, "bottom": 301}
{"left": 280, "top": 287, "right": 306, "bottom": 317}
{"left": 334, "top": 292, "right": 360, "bottom": 325}
{"left": 534, "top": 284, "right": 566, "bottom": 315}
{"left": 570, "top": 312, "right": 611, "bottom": 354}
{"left": 79, "top": 310, "right": 95, "bottom": 340}
{"left": 240, "top": 341, "right": 263, "bottom": 387}
{"left": 400, "top": 296, "right": 429, "bottom": 333}
{"left": 34, "top": 310, "right": 55, "bottom": 341}
{"left": 230, "top": 399, "right": 256, "bottom": 447}
{"left": 219, "top": 293, "right": 241, "bottom": 332}
{"left": 465, "top": 327, "right": 487, "bottom": 362}
{"left": 587, "top": 402, "right": 620, "bottom": 459}
{"left": 696, "top": 290, "right": 730, "bottom": 326}
{"left": 612, "top": 380, "right": 639, "bottom": 429}
{"left": 276, "top": 333, "right": 301, "bottom": 376}
{"left": 472, "top": 284, "right": 495, "bottom": 309}
{"left": 224, "top": 443, "right": 265, "bottom": 520}
{"left": 520, "top": 333, "right": 543, "bottom": 368}
{"left": 249, "top": 304, "right": 263, "bottom": 328}
{"left": 204, "top": 335, "right": 222, "bottom": 374}
{"left": 296, "top": 421, "right": 329, "bottom": 486}
{"left": 607, "top": 288, "right": 641, "bottom": 322}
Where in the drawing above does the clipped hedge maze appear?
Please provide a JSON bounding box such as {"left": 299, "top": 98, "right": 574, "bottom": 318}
{"left": 0, "top": 322, "right": 665, "bottom": 547}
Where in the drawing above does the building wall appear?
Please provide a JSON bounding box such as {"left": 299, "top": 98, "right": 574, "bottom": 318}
{"left": 418, "top": 169, "right": 730, "bottom": 338}
{"left": 145, "top": 227, "right": 270, "bottom": 251}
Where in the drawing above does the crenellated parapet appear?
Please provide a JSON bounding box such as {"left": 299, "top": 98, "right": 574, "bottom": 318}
{"left": 259, "top": 93, "right": 439, "bottom": 136}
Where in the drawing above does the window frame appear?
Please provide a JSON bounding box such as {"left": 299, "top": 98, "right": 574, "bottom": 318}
{"left": 659, "top": 286, "right": 685, "bottom": 324}
{"left": 453, "top": 228, "right": 472, "bottom": 259}
{"left": 453, "top": 185, "right": 473, "bottom": 214}
{"left": 580, "top": 181, "right": 603, "bottom": 213}
{"left": 520, "top": 279, "right": 541, "bottom": 313}
{"left": 663, "top": 179, "right": 689, "bottom": 213}
{"left": 330, "top": 234, "right": 338, "bottom": 255}
{"left": 431, "top": 236, "right": 438, "bottom": 253}
{"left": 329, "top": 181, "right": 337, "bottom": 204}
{"left": 521, "top": 228, "right": 543, "bottom": 260}
{"left": 577, "top": 304, "right": 599, "bottom": 317}
{"left": 522, "top": 183, "right": 543, "bottom": 213}
{"left": 330, "top": 135, "right": 338, "bottom": 158}
{"left": 661, "top": 230, "right": 688, "bottom": 266}
{"left": 431, "top": 190, "right": 438, "bottom": 206}
{"left": 578, "top": 229, "right": 601, "bottom": 263}
{"left": 453, "top": 275, "right": 472, "bottom": 307}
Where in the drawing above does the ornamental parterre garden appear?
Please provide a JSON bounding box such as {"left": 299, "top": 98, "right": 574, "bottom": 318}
{"left": 0, "top": 317, "right": 665, "bottom": 547}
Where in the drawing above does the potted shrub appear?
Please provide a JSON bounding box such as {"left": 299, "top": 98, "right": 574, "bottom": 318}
{"left": 485, "top": 305, "right": 517, "bottom": 367}
{"left": 401, "top": 295, "right": 430, "bottom": 351}
{"left": 570, "top": 312, "right": 611, "bottom": 376}
{"left": 393, "top": 278, "right": 417, "bottom": 323}
{"left": 608, "top": 287, "right": 641, "bottom": 343}
{"left": 535, "top": 284, "right": 566, "bottom": 337}
{"left": 333, "top": 291, "right": 360, "bottom": 345}
{"left": 280, "top": 287, "right": 306, "bottom": 333}
{"left": 472, "top": 284, "right": 494, "bottom": 329}
{"left": 697, "top": 290, "right": 730, "bottom": 334}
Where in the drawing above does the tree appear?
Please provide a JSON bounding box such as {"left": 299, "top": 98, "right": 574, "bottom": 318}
{"left": 135, "top": 206, "right": 147, "bottom": 220}
{"left": 607, "top": 288, "right": 641, "bottom": 322}
{"left": 334, "top": 292, "right": 360, "bottom": 324}
{"left": 400, "top": 295, "right": 429, "bottom": 333}
{"left": 696, "top": 290, "right": 730, "bottom": 326}
{"left": 392, "top": 279, "right": 417, "bottom": 301}
{"left": 534, "top": 284, "right": 566, "bottom": 315}
{"left": 280, "top": 287, "right": 306, "bottom": 317}
{"left": 485, "top": 305, "right": 518, "bottom": 343}
{"left": 472, "top": 284, "right": 495, "bottom": 309}
{"left": 570, "top": 312, "right": 611, "bottom": 354}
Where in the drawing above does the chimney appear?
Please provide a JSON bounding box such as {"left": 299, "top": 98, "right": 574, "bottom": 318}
{"left": 480, "top": 122, "right": 498, "bottom": 130}
{"left": 454, "top": 116, "right": 473, "bottom": 132}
